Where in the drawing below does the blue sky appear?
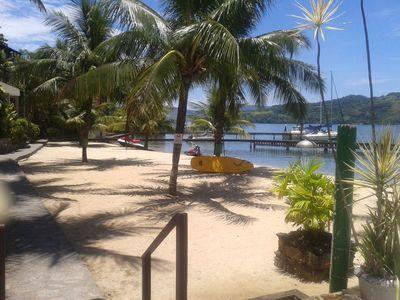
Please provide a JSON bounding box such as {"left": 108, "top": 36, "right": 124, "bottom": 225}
{"left": 1, "top": 0, "right": 399, "bottom": 104}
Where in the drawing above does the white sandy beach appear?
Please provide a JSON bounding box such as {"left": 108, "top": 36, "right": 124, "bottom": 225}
{"left": 19, "top": 142, "right": 367, "bottom": 300}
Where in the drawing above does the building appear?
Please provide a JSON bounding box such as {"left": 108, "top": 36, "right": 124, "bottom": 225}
{"left": 0, "top": 81, "right": 20, "bottom": 114}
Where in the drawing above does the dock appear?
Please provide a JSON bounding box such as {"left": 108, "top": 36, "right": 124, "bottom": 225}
{"left": 106, "top": 132, "right": 370, "bottom": 152}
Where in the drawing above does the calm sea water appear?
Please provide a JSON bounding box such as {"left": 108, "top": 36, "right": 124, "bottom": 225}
{"left": 149, "top": 124, "right": 400, "bottom": 175}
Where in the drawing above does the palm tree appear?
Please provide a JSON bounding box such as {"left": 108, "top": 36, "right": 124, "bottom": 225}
{"left": 359, "top": 0, "right": 381, "bottom": 218}
{"left": 105, "top": 0, "right": 321, "bottom": 195}
{"left": 29, "top": 0, "right": 46, "bottom": 12}
{"left": 292, "top": 0, "right": 343, "bottom": 148}
{"left": 190, "top": 87, "right": 254, "bottom": 155}
{"left": 27, "top": 0, "right": 117, "bottom": 162}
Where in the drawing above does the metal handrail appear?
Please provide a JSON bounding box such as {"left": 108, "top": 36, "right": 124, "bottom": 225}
{"left": 142, "top": 213, "right": 188, "bottom": 300}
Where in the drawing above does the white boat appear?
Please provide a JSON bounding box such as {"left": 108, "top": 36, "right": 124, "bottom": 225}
{"left": 287, "top": 125, "right": 337, "bottom": 142}
{"left": 303, "top": 125, "right": 337, "bottom": 141}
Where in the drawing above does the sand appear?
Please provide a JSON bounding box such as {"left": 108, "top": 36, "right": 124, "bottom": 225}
{"left": 19, "top": 142, "right": 367, "bottom": 300}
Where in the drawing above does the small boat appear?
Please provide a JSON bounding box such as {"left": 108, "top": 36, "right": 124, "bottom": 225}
{"left": 117, "top": 136, "right": 145, "bottom": 150}
{"left": 191, "top": 156, "right": 254, "bottom": 174}
{"left": 303, "top": 125, "right": 337, "bottom": 141}
{"left": 286, "top": 125, "right": 337, "bottom": 142}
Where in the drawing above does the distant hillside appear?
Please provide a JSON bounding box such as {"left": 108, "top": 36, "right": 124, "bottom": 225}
{"left": 243, "top": 92, "right": 400, "bottom": 124}
{"left": 168, "top": 92, "right": 400, "bottom": 124}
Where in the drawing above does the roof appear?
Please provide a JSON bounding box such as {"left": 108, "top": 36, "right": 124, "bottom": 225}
{"left": 0, "top": 81, "right": 20, "bottom": 97}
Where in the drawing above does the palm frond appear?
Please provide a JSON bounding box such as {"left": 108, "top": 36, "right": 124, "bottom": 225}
{"left": 29, "top": 0, "right": 46, "bottom": 12}
{"left": 125, "top": 50, "right": 183, "bottom": 121}
{"left": 103, "top": 0, "right": 169, "bottom": 36}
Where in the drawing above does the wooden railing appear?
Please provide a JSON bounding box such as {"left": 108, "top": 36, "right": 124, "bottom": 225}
{"left": 142, "top": 213, "right": 188, "bottom": 300}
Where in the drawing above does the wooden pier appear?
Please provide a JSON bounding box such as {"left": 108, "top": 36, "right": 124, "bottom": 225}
{"left": 106, "top": 132, "right": 370, "bottom": 151}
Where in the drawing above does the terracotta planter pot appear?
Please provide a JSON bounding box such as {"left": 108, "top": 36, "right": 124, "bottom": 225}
{"left": 359, "top": 273, "right": 398, "bottom": 300}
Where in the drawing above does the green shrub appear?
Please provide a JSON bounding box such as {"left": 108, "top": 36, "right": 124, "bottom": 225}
{"left": 10, "top": 118, "right": 40, "bottom": 146}
{"left": 27, "top": 122, "right": 40, "bottom": 141}
{"left": 0, "top": 101, "right": 17, "bottom": 138}
{"left": 274, "top": 159, "right": 334, "bottom": 233}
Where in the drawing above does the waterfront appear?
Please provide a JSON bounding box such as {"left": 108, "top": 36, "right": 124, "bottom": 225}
{"left": 149, "top": 124, "right": 400, "bottom": 174}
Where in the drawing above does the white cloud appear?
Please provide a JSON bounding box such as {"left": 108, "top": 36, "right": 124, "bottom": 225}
{"left": 0, "top": 0, "right": 70, "bottom": 51}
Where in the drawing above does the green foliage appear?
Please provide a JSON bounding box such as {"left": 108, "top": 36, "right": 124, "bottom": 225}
{"left": 10, "top": 118, "right": 40, "bottom": 145}
{"left": 274, "top": 160, "right": 334, "bottom": 232}
{"left": 0, "top": 100, "right": 17, "bottom": 138}
{"left": 190, "top": 87, "right": 254, "bottom": 137}
{"left": 351, "top": 129, "right": 400, "bottom": 279}
{"left": 242, "top": 92, "right": 400, "bottom": 124}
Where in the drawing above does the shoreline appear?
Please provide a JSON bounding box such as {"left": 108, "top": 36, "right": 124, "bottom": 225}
{"left": 19, "top": 142, "right": 366, "bottom": 299}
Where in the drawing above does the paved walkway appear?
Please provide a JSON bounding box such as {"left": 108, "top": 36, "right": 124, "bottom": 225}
{"left": 0, "top": 144, "right": 103, "bottom": 299}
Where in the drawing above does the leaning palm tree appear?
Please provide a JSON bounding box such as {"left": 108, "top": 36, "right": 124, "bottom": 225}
{"left": 292, "top": 0, "right": 343, "bottom": 147}
{"left": 105, "top": 0, "right": 321, "bottom": 195}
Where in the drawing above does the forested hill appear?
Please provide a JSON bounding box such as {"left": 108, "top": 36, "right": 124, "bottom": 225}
{"left": 242, "top": 92, "right": 400, "bottom": 124}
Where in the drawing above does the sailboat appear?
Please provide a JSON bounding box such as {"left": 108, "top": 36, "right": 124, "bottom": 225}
{"left": 293, "top": 71, "right": 339, "bottom": 142}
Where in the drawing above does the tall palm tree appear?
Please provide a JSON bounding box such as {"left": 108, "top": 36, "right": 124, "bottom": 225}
{"left": 104, "top": 0, "right": 321, "bottom": 195}
{"left": 210, "top": 29, "right": 321, "bottom": 157}
{"left": 27, "top": 0, "right": 119, "bottom": 162}
{"left": 293, "top": 0, "right": 343, "bottom": 148}
{"left": 360, "top": 0, "right": 381, "bottom": 218}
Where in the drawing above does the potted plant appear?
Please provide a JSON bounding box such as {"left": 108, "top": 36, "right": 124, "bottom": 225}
{"left": 351, "top": 130, "right": 400, "bottom": 300}
{"left": 274, "top": 159, "right": 354, "bottom": 282}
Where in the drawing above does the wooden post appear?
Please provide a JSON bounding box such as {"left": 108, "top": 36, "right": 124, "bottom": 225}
{"left": 176, "top": 214, "right": 188, "bottom": 300}
{"left": 142, "top": 254, "right": 151, "bottom": 300}
{"left": 0, "top": 224, "right": 4, "bottom": 300}
{"left": 329, "top": 125, "right": 357, "bottom": 293}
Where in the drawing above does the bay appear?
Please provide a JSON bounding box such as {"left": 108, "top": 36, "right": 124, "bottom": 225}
{"left": 149, "top": 124, "right": 400, "bottom": 175}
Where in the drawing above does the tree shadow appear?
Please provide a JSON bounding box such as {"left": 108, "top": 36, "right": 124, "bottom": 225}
{"left": 22, "top": 157, "right": 154, "bottom": 173}
{"left": 4, "top": 161, "right": 172, "bottom": 276}
{"left": 123, "top": 166, "right": 284, "bottom": 225}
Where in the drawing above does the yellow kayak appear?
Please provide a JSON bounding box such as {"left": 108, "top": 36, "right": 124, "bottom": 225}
{"left": 191, "top": 156, "right": 254, "bottom": 174}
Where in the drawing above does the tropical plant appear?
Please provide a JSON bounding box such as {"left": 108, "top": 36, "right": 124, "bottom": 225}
{"left": 11, "top": 118, "right": 40, "bottom": 146}
{"left": 130, "top": 108, "right": 174, "bottom": 150}
{"left": 274, "top": 159, "right": 334, "bottom": 233}
{"left": 351, "top": 130, "right": 400, "bottom": 281}
{"left": 190, "top": 87, "right": 254, "bottom": 156}
{"left": 104, "top": 0, "right": 321, "bottom": 195}
{"left": 0, "top": 100, "right": 17, "bottom": 139}
{"left": 26, "top": 0, "right": 119, "bottom": 162}
{"left": 292, "top": 0, "right": 343, "bottom": 144}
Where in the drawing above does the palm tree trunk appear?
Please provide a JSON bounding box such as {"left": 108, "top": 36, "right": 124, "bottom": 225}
{"left": 169, "top": 79, "right": 190, "bottom": 196}
{"left": 360, "top": 0, "right": 381, "bottom": 218}
{"left": 80, "top": 126, "right": 89, "bottom": 163}
{"left": 144, "top": 132, "right": 149, "bottom": 150}
{"left": 214, "top": 95, "right": 226, "bottom": 157}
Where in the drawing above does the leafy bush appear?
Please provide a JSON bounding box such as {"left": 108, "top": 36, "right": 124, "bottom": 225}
{"left": 0, "top": 101, "right": 17, "bottom": 138}
{"left": 10, "top": 118, "right": 40, "bottom": 146}
{"left": 352, "top": 130, "right": 400, "bottom": 279}
{"left": 274, "top": 160, "right": 334, "bottom": 233}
